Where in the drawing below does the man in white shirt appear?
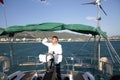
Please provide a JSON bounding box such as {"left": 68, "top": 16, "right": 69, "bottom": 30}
{"left": 42, "top": 36, "right": 62, "bottom": 80}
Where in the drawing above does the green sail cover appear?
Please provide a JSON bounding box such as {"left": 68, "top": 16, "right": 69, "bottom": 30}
{"left": 5, "top": 26, "right": 24, "bottom": 33}
{"left": 0, "top": 29, "right": 4, "bottom": 35}
{"left": 65, "top": 24, "right": 97, "bottom": 35}
{"left": 0, "top": 22, "right": 107, "bottom": 38}
{"left": 23, "top": 23, "right": 64, "bottom": 31}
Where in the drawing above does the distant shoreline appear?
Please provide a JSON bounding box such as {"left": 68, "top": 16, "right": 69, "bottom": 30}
{"left": 0, "top": 39, "right": 119, "bottom": 43}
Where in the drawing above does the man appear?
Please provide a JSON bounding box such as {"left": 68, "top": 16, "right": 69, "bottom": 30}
{"left": 42, "top": 36, "right": 62, "bottom": 80}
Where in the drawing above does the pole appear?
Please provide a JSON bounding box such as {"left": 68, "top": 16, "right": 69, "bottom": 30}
{"left": 98, "top": 36, "right": 101, "bottom": 70}
{"left": 2, "top": 2, "right": 14, "bottom": 65}
{"left": 97, "top": 4, "right": 101, "bottom": 29}
{"left": 97, "top": 3, "right": 101, "bottom": 70}
{"left": 9, "top": 38, "right": 14, "bottom": 66}
{"left": 3, "top": 5, "right": 8, "bottom": 28}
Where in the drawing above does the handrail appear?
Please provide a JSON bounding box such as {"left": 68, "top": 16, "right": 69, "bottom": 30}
{"left": 63, "top": 56, "right": 70, "bottom": 71}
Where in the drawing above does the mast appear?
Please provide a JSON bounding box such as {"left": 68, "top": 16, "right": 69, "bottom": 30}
{"left": 96, "top": 0, "right": 107, "bottom": 71}
{"left": 82, "top": 0, "right": 107, "bottom": 71}
{"left": 97, "top": 1, "right": 101, "bottom": 29}
{"left": 97, "top": 1, "right": 101, "bottom": 71}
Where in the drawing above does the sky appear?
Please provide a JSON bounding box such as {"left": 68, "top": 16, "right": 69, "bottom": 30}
{"left": 0, "top": 0, "right": 120, "bottom": 36}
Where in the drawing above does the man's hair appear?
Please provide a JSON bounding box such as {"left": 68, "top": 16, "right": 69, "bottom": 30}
{"left": 52, "top": 36, "right": 58, "bottom": 40}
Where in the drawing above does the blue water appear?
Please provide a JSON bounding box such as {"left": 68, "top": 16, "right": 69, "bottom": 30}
{"left": 0, "top": 41, "right": 120, "bottom": 75}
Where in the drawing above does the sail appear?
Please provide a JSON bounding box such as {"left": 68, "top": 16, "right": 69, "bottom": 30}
{"left": 0, "top": 22, "right": 107, "bottom": 38}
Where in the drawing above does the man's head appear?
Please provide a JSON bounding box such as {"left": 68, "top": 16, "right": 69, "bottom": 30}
{"left": 52, "top": 36, "right": 58, "bottom": 44}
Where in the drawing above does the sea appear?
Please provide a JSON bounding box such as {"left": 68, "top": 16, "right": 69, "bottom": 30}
{"left": 0, "top": 41, "right": 120, "bottom": 76}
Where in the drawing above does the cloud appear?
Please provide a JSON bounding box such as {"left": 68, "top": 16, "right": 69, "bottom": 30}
{"left": 32, "top": 0, "right": 51, "bottom": 5}
{"left": 104, "top": 0, "right": 108, "bottom": 1}
{"left": 86, "top": 16, "right": 97, "bottom": 22}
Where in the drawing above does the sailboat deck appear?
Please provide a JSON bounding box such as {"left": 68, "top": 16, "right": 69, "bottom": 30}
{"left": 21, "top": 70, "right": 84, "bottom": 80}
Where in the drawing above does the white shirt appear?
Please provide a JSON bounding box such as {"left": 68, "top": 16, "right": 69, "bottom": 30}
{"left": 42, "top": 38, "right": 62, "bottom": 64}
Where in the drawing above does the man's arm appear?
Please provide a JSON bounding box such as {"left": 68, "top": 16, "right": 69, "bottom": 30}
{"left": 42, "top": 38, "right": 49, "bottom": 46}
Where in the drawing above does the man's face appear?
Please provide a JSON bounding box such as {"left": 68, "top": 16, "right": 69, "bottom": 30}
{"left": 52, "top": 38, "right": 58, "bottom": 44}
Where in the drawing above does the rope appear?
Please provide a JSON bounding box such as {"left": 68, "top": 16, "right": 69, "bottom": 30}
{"left": 77, "top": 36, "right": 92, "bottom": 53}
{"left": 106, "top": 39, "right": 120, "bottom": 64}
{"left": 105, "top": 41, "right": 115, "bottom": 63}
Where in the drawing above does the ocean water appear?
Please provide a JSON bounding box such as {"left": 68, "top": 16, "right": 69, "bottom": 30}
{"left": 0, "top": 41, "right": 120, "bottom": 75}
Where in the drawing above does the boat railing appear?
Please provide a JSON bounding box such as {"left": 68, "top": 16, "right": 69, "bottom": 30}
{"left": 12, "top": 55, "right": 94, "bottom": 70}
{"left": 63, "top": 56, "right": 94, "bottom": 70}
{"left": 13, "top": 55, "right": 46, "bottom": 71}
{"left": 63, "top": 55, "right": 114, "bottom": 77}
{"left": 12, "top": 55, "right": 94, "bottom": 66}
